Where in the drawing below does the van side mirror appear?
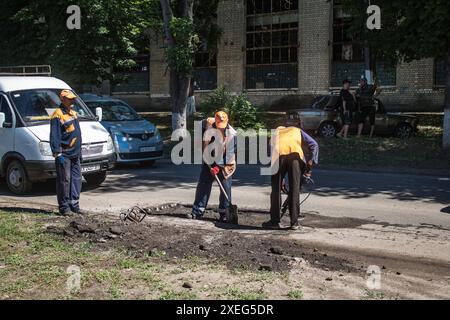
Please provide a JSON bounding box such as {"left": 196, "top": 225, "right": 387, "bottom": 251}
{"left": 96, "top": 107, "right": 103, "bottom": 122}
{"left": 0, "top": 112, "right": 5, "bottom": 128}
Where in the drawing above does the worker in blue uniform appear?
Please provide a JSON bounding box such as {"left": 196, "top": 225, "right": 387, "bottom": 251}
{"left": 50, "top": 90, "right": 83, "bottom": 216}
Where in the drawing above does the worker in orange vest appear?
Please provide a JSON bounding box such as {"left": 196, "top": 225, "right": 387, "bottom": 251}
{"left": 263, "top": 126, "right": 319, "bottom": 230}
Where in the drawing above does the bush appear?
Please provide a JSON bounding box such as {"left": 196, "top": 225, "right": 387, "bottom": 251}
{"left": 199, "top": 86, "right": 231, "bottom": 117}
{"left": 199, "top": 86, "right": 265, "bottom": 130}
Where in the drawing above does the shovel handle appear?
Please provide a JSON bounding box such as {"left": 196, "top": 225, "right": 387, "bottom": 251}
{"left": 207, "top": 164, "right": 231, "bottom": 203}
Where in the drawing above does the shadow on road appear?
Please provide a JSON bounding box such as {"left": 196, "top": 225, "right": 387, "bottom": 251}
{"left": 310, "top": 170, "right": 450, "bottom": 205}
{"left": 1, "top": 162, "right": 449, "bottom": 205}
{"left": 441, "top": 206, "right": 450, "bottom": 214}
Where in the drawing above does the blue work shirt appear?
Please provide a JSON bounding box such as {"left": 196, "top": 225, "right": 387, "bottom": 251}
{"left": 301, "top": 130, "right": 319, "bottom": 165}
{"left": 50, "top": 105, "right": 82, "bottom": 158}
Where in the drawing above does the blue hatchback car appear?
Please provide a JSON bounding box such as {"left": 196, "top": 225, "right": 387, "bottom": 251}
{"left": 80, "top": 94, "right": 164, "bottom": 166}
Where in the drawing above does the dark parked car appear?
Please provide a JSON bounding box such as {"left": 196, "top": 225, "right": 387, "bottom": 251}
{"left": 286, "top": 94, "right": 418, "bottom": 138}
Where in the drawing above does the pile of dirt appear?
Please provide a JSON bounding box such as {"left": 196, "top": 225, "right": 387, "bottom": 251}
{"left": 47, "top": 204, "right": 362, "bottom": 273}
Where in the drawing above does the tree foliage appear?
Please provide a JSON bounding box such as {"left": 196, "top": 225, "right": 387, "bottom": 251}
{"left": 341, "top": 0, "right": 450, "bottom": 148}
{"left": 0, "top": 0, "right": 222, "bottom": 132}
{"left": 340, "top": 0, "right": 450, "bottom": 63}
{"left": 0, "top": 0, "right": 158, "bottom": 90}
{"left": 159, "top": 0, "right": 222, "bottom": 131}
{"left": 166, "top": 16, "right": 200, "bottom": 75}
{"left": 200, "top": 86, "right": 265, "bottom": 130}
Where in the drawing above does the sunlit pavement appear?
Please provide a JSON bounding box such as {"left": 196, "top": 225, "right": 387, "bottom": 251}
{"left": 1, "top": 159, "right": 449, "bottom": 228}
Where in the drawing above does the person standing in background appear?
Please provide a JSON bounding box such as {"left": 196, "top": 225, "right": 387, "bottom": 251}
{"left": 356, "top": 77, "right": 381, "bottom": 138}
{"left": 337, "top": 79, "right": 355, "bottom": 139}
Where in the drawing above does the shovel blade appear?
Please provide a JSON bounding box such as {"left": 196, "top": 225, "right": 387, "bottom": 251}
{"left": 226, "top": 205, "right": 239, "bottom": 225}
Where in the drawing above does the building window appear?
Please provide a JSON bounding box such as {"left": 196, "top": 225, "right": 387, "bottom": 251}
{"left": 112, "top": 55, "right": 150, "bottom": 93}
{"left": 331, "top": 2, "right": 396, "bottom": 87}
{"left": 435, "top": 59, "right": 447, "bottom": 87}
{"left": 245, "top": 0, "right": 299, "bottom": 89}
{"left": 193, "top": 48, "right": 217, "bottom": 91}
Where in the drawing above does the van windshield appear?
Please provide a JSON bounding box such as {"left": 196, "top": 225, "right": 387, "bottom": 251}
{"left": 10, "top": 89, "right": 95, "bottom": 125}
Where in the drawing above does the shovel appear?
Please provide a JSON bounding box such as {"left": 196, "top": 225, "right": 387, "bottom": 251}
{"left": 208, "top": 165, "right": 239, "bottom": 225}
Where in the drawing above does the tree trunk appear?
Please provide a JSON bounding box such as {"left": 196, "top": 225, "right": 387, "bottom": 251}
{"left": 170, "top": 70, "right": 190, "bottom": 134}
{"left": 160, "top": 0, "right": 194, "bottom": 133}
{"left": 443, "top": 45, "right": 450, "bottom": 150}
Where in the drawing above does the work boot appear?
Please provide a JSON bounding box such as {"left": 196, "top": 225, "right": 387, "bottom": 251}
{"left": 70, "top": 207, "right": 81, "bottom": 215}
{"left": 218, "top": 208, "right": 228, "bottom": 223}
{"left": 191, "top": 205, "right": 205, "bottom": 220}
{"left": 190, "top": 213, "right": 204, "bottom": 220}
{"left": 290, "top": 222, "right": 300, "bottom": 230}
{"left": 262, "top": 220, "right": 281, "bottom": 230}
{"left": 59, "top": 210, "right": 74, "bottom": 217}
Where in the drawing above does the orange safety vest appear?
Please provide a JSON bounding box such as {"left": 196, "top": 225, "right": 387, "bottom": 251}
{"left": 271, "top": 126, "right": 305, "bottom": 163}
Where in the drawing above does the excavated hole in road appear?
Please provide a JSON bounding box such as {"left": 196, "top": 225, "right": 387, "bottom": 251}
{"left": 51, "top": 204, "right": 370, "bottom": 273}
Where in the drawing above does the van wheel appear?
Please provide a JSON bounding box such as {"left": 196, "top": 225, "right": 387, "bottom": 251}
{"left": 319, "top": 122, "right": 337, "bottom": 138}
{"left": 84, "top": 171, "right": 107, "bottom": 187}
{"left": 394, "top": 123, "right": 413, "bottom": 139}
{"left": 6, "top": 160, "right": 33, "bottom": 195}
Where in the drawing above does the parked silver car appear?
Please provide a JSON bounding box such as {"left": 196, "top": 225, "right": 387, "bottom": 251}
{"left": 287, "top": 94, "right": 419, "bottom": 138}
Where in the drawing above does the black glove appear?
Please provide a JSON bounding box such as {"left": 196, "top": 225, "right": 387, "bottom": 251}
{"left": 302, "top": 174, "right": 314, "bottom": 185}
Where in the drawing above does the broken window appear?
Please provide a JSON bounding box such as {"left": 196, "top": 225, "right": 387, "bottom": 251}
{"left": 246, "top": 0, "right": 299, "bottom": 89}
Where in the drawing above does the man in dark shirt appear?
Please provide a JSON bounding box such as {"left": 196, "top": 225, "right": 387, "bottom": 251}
{"left": 337, "top": 79, "right": 355, "bottom": 139}
{"left": 356, "top": 77, "right": 380, "bottom": 138}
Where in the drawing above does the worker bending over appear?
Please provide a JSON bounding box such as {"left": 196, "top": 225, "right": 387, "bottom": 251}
{"left": 263, "top": 126, "right": 319, "bottom": 230}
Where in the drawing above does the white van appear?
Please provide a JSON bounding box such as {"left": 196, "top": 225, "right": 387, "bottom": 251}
{"left": 0, "top": 67, "right": 115, "bottom": 194}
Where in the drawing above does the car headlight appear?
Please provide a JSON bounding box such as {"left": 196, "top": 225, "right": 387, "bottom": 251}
{"left": 39, "top": 142, "right": 53, "bottom": 157}
{"left": 106, "top": 135, "right": 114, "bottom": 152}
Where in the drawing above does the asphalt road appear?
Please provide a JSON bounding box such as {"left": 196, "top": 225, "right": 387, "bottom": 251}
{"left": 1, "top": 159, "right": 450, "bottom": 228}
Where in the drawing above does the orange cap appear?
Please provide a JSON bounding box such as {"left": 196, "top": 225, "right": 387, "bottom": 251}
{"left": 215, "top": 111, "right": 229, "bottom": 129}
{"left": 60, "top": 90, "right": 77, "bottom": 101}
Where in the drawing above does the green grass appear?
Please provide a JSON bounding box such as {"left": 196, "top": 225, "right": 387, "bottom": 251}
{"left": 0, "top": 210, "right": 282, "bottom": 300}
{"left": 318, "top": 128, "right": 450, "bottom": 173}
{"left": 159, "top": 289, "right": 198, "bottom": 300}
{"left": 0, "top": 211, "right": 170, "bottom": 299}
{"left": 363, "top": 290, "right": 386, "bottom": 300}
{"left": 220, "top": 287, "right": 268, "bottom": 300}
{"left": 287, "top": 289, "right": 303, "bottom": 300}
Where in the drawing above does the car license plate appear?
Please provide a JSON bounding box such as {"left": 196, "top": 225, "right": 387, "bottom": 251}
{"left": 140, "top": 147, "right": 156, "bottom": 152}
{"left": 81, "top": 165, "right": 101, "bottom": 173}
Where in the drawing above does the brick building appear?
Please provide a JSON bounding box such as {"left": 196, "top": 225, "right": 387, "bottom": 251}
{"left": 115, "top": 0, "right": 446, "bottom": 112}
